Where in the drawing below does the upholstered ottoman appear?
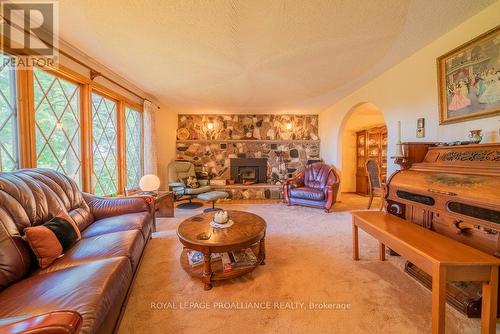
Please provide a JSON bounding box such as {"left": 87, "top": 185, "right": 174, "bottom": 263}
{"left": 197, "top": 191, "right": 229, "bottom": 212}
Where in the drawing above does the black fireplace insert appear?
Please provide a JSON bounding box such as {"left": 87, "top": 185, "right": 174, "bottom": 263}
{"left": 230, "top": 158, "right": 267, "bottom": 183}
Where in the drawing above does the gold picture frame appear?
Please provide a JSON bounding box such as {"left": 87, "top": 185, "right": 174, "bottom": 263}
{"left": 437, "top": 25, "right": 500, "bottom": 124}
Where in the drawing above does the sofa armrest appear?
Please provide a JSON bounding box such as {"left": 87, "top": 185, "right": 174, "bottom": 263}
{"left": 83, "top": 193, "right": 154, "bottom": 221}
{"left": 0, "top": 311, "right": 82, "bottom": 334}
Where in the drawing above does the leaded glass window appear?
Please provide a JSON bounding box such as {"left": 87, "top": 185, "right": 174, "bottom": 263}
{"left": 34, "top": 68, "right": 81, "bottom": 185}
{"left": 125, "top": 107, "right": 142, "bottom": 189}
{"left": 91, "top": 92, "right": 118, "bottom": 195}
{"left": 0, "top": 54, "right": 18, "bottom": 172}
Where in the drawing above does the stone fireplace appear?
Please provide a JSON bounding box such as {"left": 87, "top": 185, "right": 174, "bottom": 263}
{"left": 230, "top": 158, "right": 267, "bottom": 184}
{"left": 175, "top": 114, "right": 320, "bottom": 187}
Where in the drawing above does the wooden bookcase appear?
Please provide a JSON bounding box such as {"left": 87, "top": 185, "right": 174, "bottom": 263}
{"left": 355, "top": 126, "right": 387, "bottom": 195}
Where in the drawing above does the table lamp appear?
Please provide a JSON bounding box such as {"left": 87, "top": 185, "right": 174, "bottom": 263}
{"left": 139, "top": 174, "right": 161, "bottom": 195}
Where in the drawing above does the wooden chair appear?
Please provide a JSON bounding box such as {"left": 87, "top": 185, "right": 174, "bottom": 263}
{"left": 365, "top": 159, "right": 385, "bottom": 210}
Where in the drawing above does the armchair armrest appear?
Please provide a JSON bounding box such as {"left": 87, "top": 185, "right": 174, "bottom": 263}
{"left": 0, "top": 311, "right": 82, "bottom": 334}
{"left": 283, "top": 171, "right": 305, "bottom": 204}
{"left": 322, "top": 168, "right": 341, "bottom": 212}
{"left": 284, "top": 172, "right": 305, "bottom": 189}
{"left": 83, "top": 193, "right": 154, "bottom": 221}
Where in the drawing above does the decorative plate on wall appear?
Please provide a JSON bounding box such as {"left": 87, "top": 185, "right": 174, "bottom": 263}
{"left": 177, "top": 128, "right": 190, "bottom": 140}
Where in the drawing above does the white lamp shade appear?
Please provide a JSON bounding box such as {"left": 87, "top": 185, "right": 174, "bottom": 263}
{"left": 139, "top": 174, "right": 161, "bottom": 192}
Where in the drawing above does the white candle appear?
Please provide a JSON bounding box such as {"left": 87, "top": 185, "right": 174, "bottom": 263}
{"left": 397, "top": 121, "right": 401, "bottom": 143}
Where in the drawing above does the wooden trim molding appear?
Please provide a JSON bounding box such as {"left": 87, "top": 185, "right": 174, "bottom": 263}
{"left": 80, "top": 84, "right": 92, "bottom": 192}
{"left": 16, "top": 63, "right": 36, "bottom": 168}
{"left": 117, "top": 100, "right": 126, "bottom": 193}
{"left": 1, "top": 15, "right": 149, "bottom": 103}
{"left": 40, "top": 64, "right": 143, "bottom": 111}
{"left": 16, "top": 64, "right": 32, "bottom": 168}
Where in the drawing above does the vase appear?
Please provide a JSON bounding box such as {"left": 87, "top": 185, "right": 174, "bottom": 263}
{"left": 468, "top": 130, "right": 483, "bottom": 144}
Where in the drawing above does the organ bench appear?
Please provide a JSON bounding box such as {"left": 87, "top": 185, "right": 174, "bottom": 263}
{"left": 352, "top": 211, "right": 500, "bottom": 334}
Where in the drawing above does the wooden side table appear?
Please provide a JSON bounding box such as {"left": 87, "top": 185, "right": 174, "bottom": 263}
{"left": 155, "top": 191, "right": 174, "bottom": 218}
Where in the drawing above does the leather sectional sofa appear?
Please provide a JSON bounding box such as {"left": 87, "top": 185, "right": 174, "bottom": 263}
{"left": 283, "top": 163, "right": 340, "bottom": 213}
{"left": 0, "top": 169, "right": 154, "bottom": 333}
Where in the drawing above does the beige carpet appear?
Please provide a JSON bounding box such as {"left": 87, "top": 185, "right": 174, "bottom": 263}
{"left": 118, "top": 194, "right": 489, "bottom": 333}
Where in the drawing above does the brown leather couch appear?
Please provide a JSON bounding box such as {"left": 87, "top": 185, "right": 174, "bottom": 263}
{"left": 0, "top": 169, "right": 154, "bottom": 334}
{"left": 283, "top": 163, "right": 340, "bottom": 213}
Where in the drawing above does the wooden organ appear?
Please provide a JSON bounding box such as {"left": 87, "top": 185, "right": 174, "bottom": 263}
{"left": 385, "top": 143, "right": 500, "bottom": 317}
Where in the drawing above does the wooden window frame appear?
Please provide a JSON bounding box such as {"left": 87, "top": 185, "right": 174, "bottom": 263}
{"left": 13, "top": 62, "right": 143, "bottom": 195}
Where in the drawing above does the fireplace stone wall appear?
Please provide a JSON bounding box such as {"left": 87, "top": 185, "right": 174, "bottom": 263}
{"left": 175, "top": 114, "right": 320, "bottom": 182}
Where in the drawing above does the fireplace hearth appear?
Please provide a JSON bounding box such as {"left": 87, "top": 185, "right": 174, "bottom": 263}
{"left": 230, "top": 158, "right": 267, "bottom": 184}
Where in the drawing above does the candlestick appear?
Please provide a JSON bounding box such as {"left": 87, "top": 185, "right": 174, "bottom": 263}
{"left": 392, "top": 120, "right": 404, "bottom": 158}
{"left": 397, "top": 121, "right": 401, "bottom": 143}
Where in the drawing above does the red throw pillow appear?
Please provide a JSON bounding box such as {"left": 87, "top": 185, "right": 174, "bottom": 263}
{"left": 24, "top": 211, "right": 81, "bottom": 269}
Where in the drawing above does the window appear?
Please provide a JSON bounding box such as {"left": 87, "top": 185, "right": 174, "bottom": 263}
{"left": 0, "top": 54, "right": 19, "bottom": 172}
{"left": 125, "top": 107, "right": 143, "bottom": 189}
{"left": 33, "top": 68, "right": 82, "bottom": 185}
{"left": 0, "top": 58, "right": 144, "bottom": 195}
{"left": 91, "top": 92, "right": 118, "bottom": 195}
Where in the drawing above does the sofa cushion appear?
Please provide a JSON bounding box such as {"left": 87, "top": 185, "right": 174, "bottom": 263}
{"left": 0, "top": 257, "right": 132, "bottom": 334}
{"left": 39, "top": 230, "right": 145, "bottom": 274}
{"left": 289, "top": 187, "right": 325, "bottom": 201}
{"left": 24, "top": 212, "right": 82, "bottom": 269}
{"left": 81, "top": 212, "right": 151, "bottom": 240}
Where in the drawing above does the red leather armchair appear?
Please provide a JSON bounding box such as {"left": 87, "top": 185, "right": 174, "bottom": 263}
{"left": 283, "top": 163, "right": 340, "bottom": 213}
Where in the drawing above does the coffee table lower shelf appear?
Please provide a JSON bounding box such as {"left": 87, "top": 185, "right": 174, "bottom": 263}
{"left": 180, "top": 243, "right": 264, "bottom": 289}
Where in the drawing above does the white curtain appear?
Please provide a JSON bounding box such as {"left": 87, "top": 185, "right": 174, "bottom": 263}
{"left": 143, "top": 100, "right": 158, "bottom": 175}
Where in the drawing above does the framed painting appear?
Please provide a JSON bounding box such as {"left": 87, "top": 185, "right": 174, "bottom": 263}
{"left": 437, "top": 25, "right": 500, "bottom": 124}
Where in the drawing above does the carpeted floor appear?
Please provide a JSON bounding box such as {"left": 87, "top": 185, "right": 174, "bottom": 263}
{"left": 118, "top": 194, "right": 489, "bottom": 333}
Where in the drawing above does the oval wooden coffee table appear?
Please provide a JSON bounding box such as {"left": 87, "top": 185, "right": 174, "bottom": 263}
{"left": 177, "top": 210, "right": 266, "bottom": 290}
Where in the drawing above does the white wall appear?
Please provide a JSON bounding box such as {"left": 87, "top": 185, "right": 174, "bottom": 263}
{"left": 319, "top": 2, "right": 500, "bottom": 177}
{"left": 155, "top": 107, "right": 178, "bottom": 190}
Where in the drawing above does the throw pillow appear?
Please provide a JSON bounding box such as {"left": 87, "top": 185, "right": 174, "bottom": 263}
{"left": 180, "top": 176, "right": 200, "bottom": 189}
{"left": 24, "top": 211, "right": 81, "bottom": 269}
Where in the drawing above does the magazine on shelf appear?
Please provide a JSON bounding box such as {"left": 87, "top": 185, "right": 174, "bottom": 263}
{"left": 221, "top": 253, "right": 233, "bottom": 273}
{"left": 187, "top": 251, "right": 222, "bottom": 267}
{"left": 229, "top": 248, "right": 258, "bottom": 267}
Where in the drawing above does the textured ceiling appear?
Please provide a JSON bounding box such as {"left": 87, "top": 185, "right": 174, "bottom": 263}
{"left": 58, "top": 0, "right": 494, "bottom": 113}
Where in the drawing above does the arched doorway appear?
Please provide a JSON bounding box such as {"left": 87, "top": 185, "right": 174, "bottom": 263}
{"left": 338, "top": 102, "right": 386, "bottom": 202}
